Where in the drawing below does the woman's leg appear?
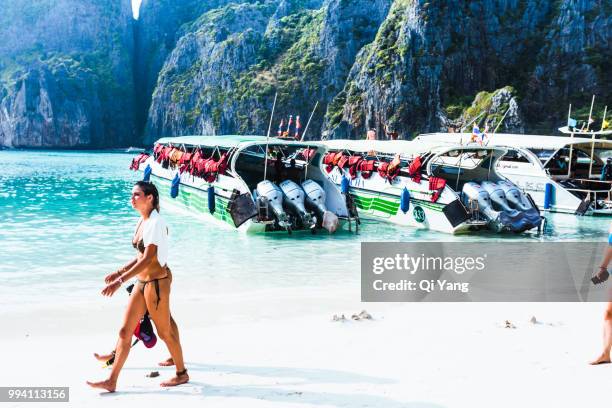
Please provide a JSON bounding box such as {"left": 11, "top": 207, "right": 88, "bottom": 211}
{"left": 158, "top": 269, "right": 179, "bottom": 366}
{"left": 145, "top": 279, "right": 188, "bottom": 386}
{"left": 591, "top": 302, "right": 612, "bottom": 364}
{"left": 159, "top": 316, "right": 180, "bottom": 366}
{"left": 87, "top": 287, "right": 147, "bottom": 391}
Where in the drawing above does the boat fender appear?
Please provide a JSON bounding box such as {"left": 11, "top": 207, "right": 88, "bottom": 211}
{"left": 341, "top": 176, "right": 350, "bottom": 194}
{"left": 208, "top": 186, "right": 216, "bottom": 214}
{"left": 143, "top": 164, "right": 152, "bottom": 182}
{"left": 543, "top": 183, "right": 554, "bottom": 209}
{"left": 170, "top": 173, "right": 180, "bottom": 198}
{"left": 400, "top": 187, "right": 410, "bottom": 214}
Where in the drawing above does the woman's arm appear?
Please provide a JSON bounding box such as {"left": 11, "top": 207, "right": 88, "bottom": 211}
{"left": 104, "top": 258, "right": 138, "bottom": 283}
{"left": 600, "top": 245, "right": 612, "bottom": 270}
{"left": 101, "top": 246, "right": 158, "bottom": 297}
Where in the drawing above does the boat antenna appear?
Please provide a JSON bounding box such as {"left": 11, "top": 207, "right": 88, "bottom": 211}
{"left": 586, "top": 95, "right": 596, "bottom": 132}
{"left": 492, "top": 107, "right": 511, "bottom": 135}
{"left": 300, "top": 101, "right": 319, "bottom": 142}
{"left": 589, "top": 105, "right": 608, "bottom": 177}
{"left": 263, "top": 92, "right": 278, "bottom": 182}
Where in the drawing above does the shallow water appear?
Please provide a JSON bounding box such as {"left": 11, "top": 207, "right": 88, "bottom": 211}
{"left": 0, "top": 150, "right": 609, "bottom": 311}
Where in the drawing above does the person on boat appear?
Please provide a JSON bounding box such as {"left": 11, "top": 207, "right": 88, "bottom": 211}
{"left": 590, "top": 223, "right": 612, "bottom": 365}
{"left": 600, "top": 157, "right": 612, "bottom": 181}
{"left": 384, "top": 124, "right": 399, "bottom": 140}
{"left": 87, "top": 181, "right": 188, "bottom": 392}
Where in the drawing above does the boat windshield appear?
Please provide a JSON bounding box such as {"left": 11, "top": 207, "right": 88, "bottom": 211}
{"left": 500, "top": 149, "right": 531, "bottom": 163}
{"left": 528, "top": 148, "right": 556, "bottom": 163}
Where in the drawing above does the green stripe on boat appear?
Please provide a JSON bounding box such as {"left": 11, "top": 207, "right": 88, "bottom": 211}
{"left": 152, "top": 175, "right": 234, "bottom": 226}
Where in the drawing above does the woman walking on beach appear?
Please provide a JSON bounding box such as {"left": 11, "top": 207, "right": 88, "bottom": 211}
{"left": 87, "top": 181, "right": 188, "bottom": 391}
{"left": 590, "top": 222, "right": 612, "bottom": 365}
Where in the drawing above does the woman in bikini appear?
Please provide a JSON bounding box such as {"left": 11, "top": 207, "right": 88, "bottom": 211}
{"left": 87, "top": 181, "right": 188, "bottom": 391}
{"left": 590, "top": 222, "right": 612, "bottom": 365}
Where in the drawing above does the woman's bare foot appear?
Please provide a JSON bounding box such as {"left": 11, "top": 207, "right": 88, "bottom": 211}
{"left": 160, "top": 370, "right": 189, "bottom": 387}
{"left": 590, "top": 353, "right": 611, "bottom": 365}
{"left": 94, "top": 352, "right": 114, "bottom": 362}
{"left": 86, "top": 378, "right": 117, "bottom": 392}
{"left": 158, "top": 357, "right": 174, "bottom": 367}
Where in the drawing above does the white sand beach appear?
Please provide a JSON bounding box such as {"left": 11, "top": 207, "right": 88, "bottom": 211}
{"left": 3, "top": 289, "right": 612, "bottom": 408}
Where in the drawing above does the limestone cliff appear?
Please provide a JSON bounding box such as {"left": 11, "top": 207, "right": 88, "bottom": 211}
{"left": 0, "top": 0, "right": 136, "bottom": 147}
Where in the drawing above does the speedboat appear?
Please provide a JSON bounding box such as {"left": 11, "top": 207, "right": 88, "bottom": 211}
{"left": 130, "top": 136, "right": 358, "bottom": 233}
{"left": 416, "top": 133, "right": 612, "bottom": 215}
{"left": 321, "top": 139, "right": 542, "bottom": 234}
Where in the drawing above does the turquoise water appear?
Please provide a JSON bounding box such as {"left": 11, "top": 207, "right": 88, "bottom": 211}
{"left": 0, "top": 150, "right": 610, "bottom": 311}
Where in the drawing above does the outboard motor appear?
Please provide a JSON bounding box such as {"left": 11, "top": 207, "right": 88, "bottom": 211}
{"left": 302, "top": 179, "right": 328, "bottom": 216}
{"left": 463, "top": 181, "right": 536, "bottom": 233}
{"left": 302, "top": 179, "right": 339, "bottom": 233}
{"left": 497, "top": 180, "right": 542, "bottom": 229}
{"left": 280, "top": 180, "right": 316, "bottom": 229}
{"left": 256, "top": 180, "right": 290, "bottom": 229}
{"left": 480, "top": 181, "right": 518, "bottom": 213}
{"left": 461, "top": 182, "right": 503, "bottom": 231}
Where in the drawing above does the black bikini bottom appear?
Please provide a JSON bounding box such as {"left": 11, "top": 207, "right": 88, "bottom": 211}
{"left": 137, "top": 275, "right": 169, "bottom": 310}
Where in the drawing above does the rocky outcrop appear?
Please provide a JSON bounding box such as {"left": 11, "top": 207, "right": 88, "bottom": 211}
{"left": 444, "top": 86, "right": 525, "bottom": 134}
{"left": 134, "top": 0, "right": 237, "bottom": 136}
{"left": 145, "top": 0, "right": 392, "bottom": 142}
{"left": 524, "top": 0, "right": 611, "bottom": 129}
{"left": 1, "top": 0, "right": 609, "bottom": 147}
{"left": 327, "top": 0, "right": 609, "bottom": 139}
{"left": 0, "top": 0, "right": 136, "bottom": 148}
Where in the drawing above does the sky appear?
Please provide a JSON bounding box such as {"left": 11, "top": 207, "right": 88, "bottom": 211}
{"left": 132, "top": 0, "right": 142, "bottom": 19}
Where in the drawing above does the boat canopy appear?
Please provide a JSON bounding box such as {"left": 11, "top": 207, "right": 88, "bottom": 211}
{"left": 419, "top": 133, "right": 612, "bottom": 151}
{"left": 323, "top": 138, "right": 506, "bottom": 157}
{"left": 558, "top": 126, "right": 612, "bottom": 136}
{"left": 323, "top": 139, "right": 452, "bottom": 156}
{"left": 154, "top": 135, "right": 325, "bottom": 151}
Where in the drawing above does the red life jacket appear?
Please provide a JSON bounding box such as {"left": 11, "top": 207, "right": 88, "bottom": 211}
{"left": 323, "top": 152, "right": 335, "bottom": 165}
{"left": 300, "top": 148, "right": 316, "bottom": 161}
{"left": 348, "top": 156, "right": 363, "bottom": 179}
{"left": 216, "top": 153, "right": 229, "bottom": 175}
{"left": 429, "top": 176, "right": 446, "bottom": 202}
{"left": 337, "top": 155, "right": 349, "bottom": 169}
{"left": 387, "top": 155, "right": 401, "bottom": 181}
{"left": 408, "top": 156, "right": 422, "bottom": 183}
{"left": 358, "top": 160, "right": 375, "bottom": 179}
{"left": 378, "top": 161, "right": 389, "bottom": 179}
{"left": 332, "top": 152, "right": 344, "bottom": 166}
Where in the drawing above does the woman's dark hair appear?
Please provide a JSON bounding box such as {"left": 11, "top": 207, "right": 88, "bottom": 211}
{"left": 134, "top": 181, "right": 160, "bottom": 212}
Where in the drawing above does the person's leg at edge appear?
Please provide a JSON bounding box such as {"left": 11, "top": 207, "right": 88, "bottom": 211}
{"left": 145, "top": 279, "right": 188, "bottom": 386}
{"left": 87, "top": 289, "right": 147, "bottom": 391}
{"left": 591, "top": 301, "right": 612, "bottom": 365}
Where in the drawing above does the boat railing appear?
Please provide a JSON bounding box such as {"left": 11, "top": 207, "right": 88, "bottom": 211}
{"left": 564, "top": 188, "right": 612, "bottom": 205}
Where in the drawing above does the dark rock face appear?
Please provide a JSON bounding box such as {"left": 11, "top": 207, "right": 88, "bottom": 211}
{"left": 0, "top": 0, "right": 136, "bottom": 148}
{"left": 1, "top": 0, "right": 609, "bottom": 147}
{"left": 144, "top": 0, "right": 392, "bottom": 142}
{"left": 327, "top": 0, "right": 610, "bottom": 139}
{"left": 525, "top": 0, "right": 612, "bottom": 130}
{"left": 133, "top": 0, "right": 237, "bottom": 137}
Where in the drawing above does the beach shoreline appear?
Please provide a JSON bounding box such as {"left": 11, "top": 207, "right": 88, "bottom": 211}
{"left": 4, "top": 299, "right": 612, "bottom": 408}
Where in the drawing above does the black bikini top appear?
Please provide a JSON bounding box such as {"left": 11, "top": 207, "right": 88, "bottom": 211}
{"left": 133, "top": 218, "right": 145, "bottom": 253}
{"left": 132, "top": 238, "right": 145, "bottom": 254}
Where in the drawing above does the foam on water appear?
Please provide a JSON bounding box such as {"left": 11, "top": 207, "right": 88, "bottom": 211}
{"left": 0, "top": 150, "right": 609, "bottom": 312}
